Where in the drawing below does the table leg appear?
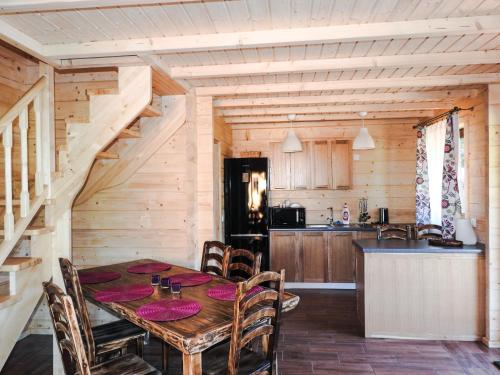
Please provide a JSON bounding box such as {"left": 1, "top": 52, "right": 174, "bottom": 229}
{"left": 182, "top": 352, "right": 202, "bottom": 375}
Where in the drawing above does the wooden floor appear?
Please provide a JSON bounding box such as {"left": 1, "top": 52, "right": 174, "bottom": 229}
{"left": 2, "top": 290, "right": 500, "bottom": 374}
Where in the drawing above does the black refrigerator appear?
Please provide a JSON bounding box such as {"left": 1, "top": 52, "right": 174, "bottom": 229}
{"left": 224, "top": 157, "right": 269, "bottom": 270}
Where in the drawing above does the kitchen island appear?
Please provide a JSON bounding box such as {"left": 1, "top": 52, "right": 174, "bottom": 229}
{"left": 353, "top": 239, "right": 485, "bottom": 341}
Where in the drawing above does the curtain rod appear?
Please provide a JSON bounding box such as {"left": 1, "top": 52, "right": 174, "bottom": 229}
{"left": 413, "top": 106, "right": 474, "bottom": 129}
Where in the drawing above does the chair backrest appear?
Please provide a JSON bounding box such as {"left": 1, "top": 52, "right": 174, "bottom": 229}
{"left": 377, "top": 225, "right": 412, "bottom": 240}
{"left": 228, "top": 270, "right": 285, "bottom": 375}
{"left": 201, "top": 241, "right": 230, "bottom": 277}
{"left": 416, "top": 224, "right": 443, "bottom": 239}
{"left": 43, "top": 281, "right": 92, "bottom": 375}
{"left": 226, "top": 248, "right": 262, "bottom": 281}
{"left": 59, "top": 258, "right": 96, "bottom": 365}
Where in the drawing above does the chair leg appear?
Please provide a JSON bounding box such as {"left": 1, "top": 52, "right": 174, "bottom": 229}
{"left": 162, "top": 342, "right": 170, "bottom": 371}
{"left": 136, "top": 337, "right": 144, "bottom": 358}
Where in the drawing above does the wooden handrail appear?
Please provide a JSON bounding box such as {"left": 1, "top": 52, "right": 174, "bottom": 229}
{"left": 0, "top": 76, "right": 47, "bottom": 133}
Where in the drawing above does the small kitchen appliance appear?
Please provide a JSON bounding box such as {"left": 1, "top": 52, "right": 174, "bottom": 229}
{"left": 269, "top": 207, "right": 306, "bottom": 228}
{"left": 379, "top": 208, "right": 389, "bottom": 224}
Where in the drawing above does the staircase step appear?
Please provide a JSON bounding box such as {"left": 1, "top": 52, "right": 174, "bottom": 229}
{"left": 141, "top": 105, "right": 161, "bottom": 117}
{"left": 0, "top": 257, "right": 42, "bottom": 272}
{"left": 0, "top": 226, "right": 52, "bottom": 237}
{"left": 0, "top": 295, "right": 20, "bottom": 310}
{"left": 96, "top": 151, "right": 120, "bottom": 160}
{"left": 118, "top": 128, "right": 141, "bottom": 139}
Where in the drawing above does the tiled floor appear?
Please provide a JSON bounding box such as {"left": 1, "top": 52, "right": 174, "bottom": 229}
{"left": 2, "top": 290, "right": 499, "bottom": 374}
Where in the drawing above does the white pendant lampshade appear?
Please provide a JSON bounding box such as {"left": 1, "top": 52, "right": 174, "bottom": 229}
{"left": 282, "top": 114, "right": 302, "bottom": 153}
{"left": 353, "top": 111, "right": 375, "bottom": 150}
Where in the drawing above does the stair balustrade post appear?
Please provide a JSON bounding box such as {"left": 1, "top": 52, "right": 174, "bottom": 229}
{"left": 19, "top": 107, "right": 30, "bottom": 217}
{"left": 3, "top": 122, "right": 14, "bottom": 241}
{"left": 34, "top": 95, "right": 43, "bottom": 196}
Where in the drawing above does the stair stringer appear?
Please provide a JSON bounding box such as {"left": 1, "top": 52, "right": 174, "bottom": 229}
{"left": 74, "top": 95, "right": 186, "bottom": 205}
{"left": 0, "top": 258, "right": 50, "bottom": 368}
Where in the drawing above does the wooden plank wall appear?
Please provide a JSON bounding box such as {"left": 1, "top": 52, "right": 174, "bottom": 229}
{"left": 214, "top": 115, "right": 232, "bottom": 240}
{"left": 231, "top": 120, "right": 417, "bottom": 223}
{"left": 458, "top": 92, "right": 489, "bottom": 243}
{"left": 487, "top": 83, "right": 500, "bottom": 347}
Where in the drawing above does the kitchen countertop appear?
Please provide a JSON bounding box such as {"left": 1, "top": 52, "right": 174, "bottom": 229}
{"left": 269, "top": 224, "right": 377, "bottom": 232}
{"left": 353, "top": 239, "right": 484, "bottom": 254}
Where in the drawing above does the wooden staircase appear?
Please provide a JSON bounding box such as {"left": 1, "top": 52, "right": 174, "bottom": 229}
{"left": 0, "top": 65, "right": 155, "bottom": 370}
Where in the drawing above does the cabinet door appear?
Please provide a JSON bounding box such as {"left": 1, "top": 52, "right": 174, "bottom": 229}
{"left": 270, "top": 231, "right": 302, "bottom": 282}
{"left": 328, "top": 232, "right": 355, "bottom": 282}
{"left": 270, "top": 142, "right": 290, "bottom": 190}
{"left": 291, "top": 142, "right": 310, "bottom": 189}
{"left": 311, "top": 140, "right": 332, "bottom": 189}
{"left": 332, "top": 140, "right": 352, "bottom": 190}
{"left": 301, "top": 232, "right": 328, "bottom": 282}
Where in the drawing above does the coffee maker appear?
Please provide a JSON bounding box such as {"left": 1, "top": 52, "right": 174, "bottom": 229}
{"left": 379, "top": 208, "right": 389, "bottom": 224}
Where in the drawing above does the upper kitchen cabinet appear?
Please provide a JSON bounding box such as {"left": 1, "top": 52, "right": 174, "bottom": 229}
{"left": 270, "top": 142, "right": 291, "bottom": 190}
{"left": 291, "top": 142, "right": 311, "bottom": 190}
{"left": 311, "top": 140, "right": 332, "bottom": 189}
{"left": 332, "top": 140, "right": 353, "bottom": 190}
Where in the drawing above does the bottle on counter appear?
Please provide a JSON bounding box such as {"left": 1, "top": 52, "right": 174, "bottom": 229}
{"left": 342, "top": 203, "right": 350, "bottom": 225}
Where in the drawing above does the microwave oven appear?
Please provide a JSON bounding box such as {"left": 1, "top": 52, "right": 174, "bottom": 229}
{"left": 269, "top": 207, "right": 306, "bottom": 228}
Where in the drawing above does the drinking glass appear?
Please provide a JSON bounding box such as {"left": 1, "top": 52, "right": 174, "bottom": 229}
{"left": 171, "top": 282, "right": 181, "bottom": 294}
{"left": 151, "top": 274, "right": 160, "bottom": 286}
{"left": 160, "top": 277, "right": 171, "bottom": 289}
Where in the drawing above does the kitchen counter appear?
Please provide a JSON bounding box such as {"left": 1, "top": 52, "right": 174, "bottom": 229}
{"left": 355, "top": 239, "right": 485, "bottom": 341}
{"left": 269, "top": 224, "right": 377, "bottom": 232}
{"left": 353, "top": 239, "right": 484, "bottom": 254}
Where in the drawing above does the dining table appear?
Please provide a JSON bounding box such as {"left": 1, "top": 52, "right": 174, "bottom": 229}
{"left": 80, "top": 259, "right": 300, "bottom": 375}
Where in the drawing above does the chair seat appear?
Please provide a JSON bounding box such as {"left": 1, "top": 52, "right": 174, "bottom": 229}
{"left": 202, "top": 341, "right": 271, "bottom": 375}
{"left": 91, "top": 353, "right": 160, "bottom": 375}
{"left": 92, "top": 319, "right": 145, "bottom": 350}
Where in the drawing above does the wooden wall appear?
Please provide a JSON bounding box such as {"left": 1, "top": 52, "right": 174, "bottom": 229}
{"left": 231, "top": 120, "right": 417, "bottom": 223}
{"left": 458, "top": 92, "right": 489, "bottom": 243}
{"left": 487, "top": 83, "right": 500, "bottom": 347}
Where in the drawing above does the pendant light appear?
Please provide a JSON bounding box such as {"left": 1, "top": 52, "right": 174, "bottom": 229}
{"left": 282, "top": 113, "right": 302, "bottom": 153}
{"left": 353, "top": 111, "right": 375, "bottom": 150}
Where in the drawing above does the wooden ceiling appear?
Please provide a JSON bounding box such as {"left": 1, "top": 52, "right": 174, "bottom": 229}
{"left": 0, "top": 0, "right": 499, "bottom": 125}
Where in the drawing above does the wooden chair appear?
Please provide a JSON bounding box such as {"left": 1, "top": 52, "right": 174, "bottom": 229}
{"left": 59, "top": 258, "right": 146, "bottom": 366}
{"left": 226, "top": 248, "right": 262, "bottom": 282}
{"left": 377, "top": 225, "right": 412, "bottom": 240}
{"left": 202, "top": 270, "right": 285, "bottom": 375}
{"left": 416, "top": 224, "right": 443, "bottom": 240}
{"left": 42, "top": 281, "right": 160, "bottom": 375}
{"left": 201, "top": 241, "right": 230, "bottom": 277}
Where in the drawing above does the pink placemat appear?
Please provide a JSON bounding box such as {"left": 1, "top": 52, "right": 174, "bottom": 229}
{"left": 207, "top": 284, "right": 264, "bottom": 301}
{"left": 136, "top": 299, "right": 202, "bottom": 322}
{"left": 78, "top": 271, "right": 121, "bottom": 284}
{"left": 127, "top": 262, "right": 172, "bottom": 274}
{"left": 94, "top": 284, "right": 154, "bottom": 303}
{"left": 169, "top": 273, "right": 212, "bottom": 287}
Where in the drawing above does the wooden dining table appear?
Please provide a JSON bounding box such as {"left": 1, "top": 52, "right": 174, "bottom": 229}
{"left": 80, "top": 259, "right": 300, "bottom": 375}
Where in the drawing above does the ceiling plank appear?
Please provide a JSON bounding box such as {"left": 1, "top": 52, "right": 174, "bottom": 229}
{"left": 0, "top": 19, "right": 59, "bottom": 65}
{"left": 196, "top": 73, "right": 500, "bottom": 96}
{"left": 213, "top": 90, "right": 480, "bottom": 107}
{"left": 0, "top": 0, "right": 208, "bottom": 14}
{"left": 42, "top": 15, "right": 500, "bottom": 59}
{"left": 171, "top": 50, "right": 500, "bottom": 79}
{"left": 221, "top": 102, "right": 450, "bottom": 117}
{"left": 224, "top": 111, "right": 436, "bottom": 124}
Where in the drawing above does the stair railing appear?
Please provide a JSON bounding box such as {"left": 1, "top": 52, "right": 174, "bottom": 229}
{"left": 0, "top": 76, "right": 49, "bottom": 244}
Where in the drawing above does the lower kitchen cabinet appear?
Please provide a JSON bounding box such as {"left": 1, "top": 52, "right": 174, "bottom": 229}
{"left": 302, "top": 232, "right": 328, "bottom": 282}
{"left": 270, "top": 231, "right": 303, "bottom": 282}
{"left": 270, "top": 230, "right": 370, "bottom": 284}
{"left": 327, "top": 232, "right": 354, "bottom": 282}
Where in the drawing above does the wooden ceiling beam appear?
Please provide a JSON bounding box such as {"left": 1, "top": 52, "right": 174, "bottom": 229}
{"left": 224, "top": 111, "right": 436, "bottom": 124}
{"left": 221, "top": 102, "right": 450, "bottom": 117}
{"left": 42, "top": 15, "right": 500, "bottom": 59}
{"left": 171, "top": 50, "right": 500, "bottom": 79}
{"left": 213, "top": 89, "right": 480, "bottom": 107}
{"left": 0, "top": 0, "right": 207, "bottom": 14}
{"left": 196, "top": 73, "right": 500, "bottom": 96}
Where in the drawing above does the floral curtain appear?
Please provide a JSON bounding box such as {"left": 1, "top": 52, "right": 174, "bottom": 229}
{"left": 415, "top": 127, "right": 431, "bottom": 225}
{"left": 441, "top": 113, "right": 462, "bottom": 239}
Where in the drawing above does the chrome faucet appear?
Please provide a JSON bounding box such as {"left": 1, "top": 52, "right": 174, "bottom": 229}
{"left": 326, "top": 207, "right": 334, "bottom": 225}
